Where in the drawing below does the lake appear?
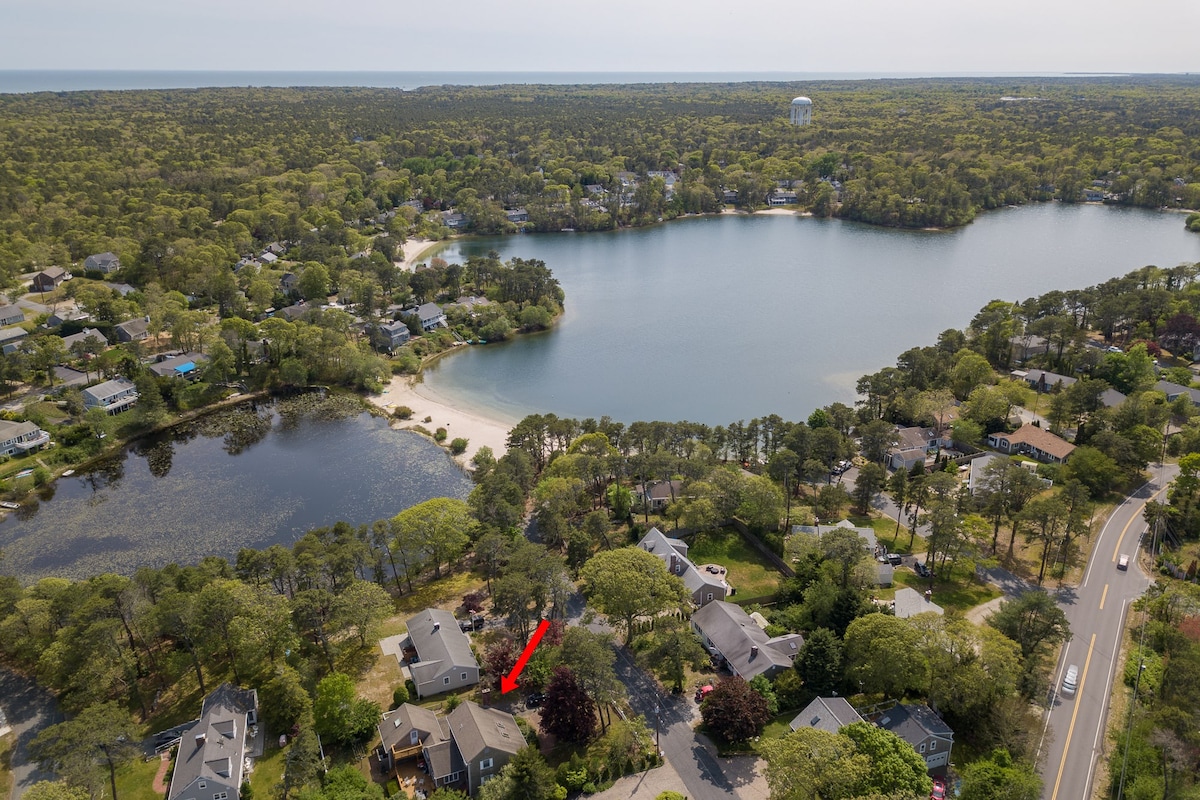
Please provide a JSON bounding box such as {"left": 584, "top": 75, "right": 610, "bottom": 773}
{"left": 424, "top": 204, "right": 1200, "bottom": 426}
{"left": 0, "top": 398, "right": 472, "bottom": 581}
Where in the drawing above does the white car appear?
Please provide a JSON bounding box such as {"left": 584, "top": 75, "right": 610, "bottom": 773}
{"left": 1062, "top": 664, "right": 1079, "bottom": 697}
{"left": 1118, "top": 554, "right": 1129, "bottom": 571}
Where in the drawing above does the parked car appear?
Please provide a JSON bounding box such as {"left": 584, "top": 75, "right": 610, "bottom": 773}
{"left": 1062, "top": 664, "right": 1079, "bottom": 697}
{"left": 525, "top": 692, "right": 546, "bottom": 708}
{"left": 931, "top": 777, "right": 947, "bottom": 800}
{"left": 887, "top": 553, "right": 905, "bottom": 566}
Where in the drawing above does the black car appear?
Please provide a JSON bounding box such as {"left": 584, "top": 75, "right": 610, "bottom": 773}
{"left": 525, "top": 692, "right": 546, "bottom": 708}
{"left": 887, "top": 553, "right": 905, "bottom": 566}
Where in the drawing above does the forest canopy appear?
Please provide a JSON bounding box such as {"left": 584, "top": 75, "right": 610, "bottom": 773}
{"left": 2, "top": 76, "right": 1200, "bottom": 293}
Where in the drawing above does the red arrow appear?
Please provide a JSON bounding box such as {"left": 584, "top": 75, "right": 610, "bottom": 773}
{"left": 500, "top": 619, "right": 550, "bottom": 694}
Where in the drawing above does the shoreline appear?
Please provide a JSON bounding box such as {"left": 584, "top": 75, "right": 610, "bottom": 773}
{"left": 397, "top": 237, "right": 445, "bottom": 271}
{"left": 368, "top": 373, "right": 517, "bottom": 466}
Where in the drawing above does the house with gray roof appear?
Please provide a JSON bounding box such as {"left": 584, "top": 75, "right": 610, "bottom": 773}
{"left": 1155, "top": 379, "right": 1200, "bottom": 406}
{"left": 633, "top": 480, "right": 683, "bottom": 513}
{"left": 149, "top": 352, "right": 208, "bottom": 379}
{"left": 378, "top": 701, "right": 521, "bottom": 796}
{"left": 403, "top": 609, "right": 480, "bottom": 698}
{"left": 444, "top": 702, "right": 524, "bottom": 795}
{"left": 378, "top": 702, "right": 452, "bottom": 771}
{"left": 789, "top": 696, "right": 864, "bottom": 734}
{"left": 84, "top": 252, "right": 121, "bottom": 274}
{"left": 637, "top": 527, "right": 728, "bottom": 606}
{"left": 115, "top": 317, "right": 150, "bottom": 342}
{"left": 1022, "top": 369, "right": 1077, "bottom": 393}
{"left": 47, "top": 308, "right": 90, "bottom": 328}
{"left": 61, "top": 328, "right": 108, "bottom": 352}
{"left": 872, "top": 703, "right": 954, "bottom": 771}
{"left": 31, "top": 267, "right": 68, "bottom": 292}
{"left": 168, "top": 683, "right": 260, "bottom": 800}
{"left": 690, "top": 600, "right": 802, "bottom": 681}
{"left": 371, "top": 319, "right": 411, "bottom": 352}
{"left": 790, "top": 520, "right": 892, "bottom": 586}
{"left": 893, "top": 587, "right": 944, "bottom": 619}
{"left": 83, "top": 377, "right": 139, "bottom": 414}
{"left": 0, "top": 305, "right": 24, "bottom": 326}
{"left": 0, "top": 327, "right": 28, "bottom": 354}
{"left": 408, "top": 302, "right": 446, "bottom": 332}
{"left": 0, "top": 419, "right": 49, "bottom": 456}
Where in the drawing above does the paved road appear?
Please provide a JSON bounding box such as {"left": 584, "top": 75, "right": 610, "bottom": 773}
{"left": 1037, "top": 463, "right": 1176, "bottom": 800}
{"left": 562, "top": 591, "right": 750, "bottom": 800}
{"left": 0, "top": 669, "right": 61, "bottom": 800}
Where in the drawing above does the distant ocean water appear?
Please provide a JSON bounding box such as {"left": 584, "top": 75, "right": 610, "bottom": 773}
{"left": 0, "top": 70, "right": 1090, "bottom": 94}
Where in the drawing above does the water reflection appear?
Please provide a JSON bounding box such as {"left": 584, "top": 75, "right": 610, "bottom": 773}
{"left": 0, "top": 398, "right": 472, "bottom": 580}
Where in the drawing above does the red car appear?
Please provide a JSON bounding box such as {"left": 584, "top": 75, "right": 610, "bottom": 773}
{"left": 930, "top": 777, "right": 947, "bottom": 800}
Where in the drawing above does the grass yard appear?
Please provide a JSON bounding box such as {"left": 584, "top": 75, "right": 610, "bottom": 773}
{"left": 686, "top": 528, "right": 783, "bottom": 599}
{"left": 113, "top": 754, "right": 166, "bottom": 800}
{"left": 249, "top": 739, "right": 290, "bottom": 799}
{"left": 889, "top": 565, "right": 1002, "bottom": 612}
{"left": 392, "top": 572, "right": 485, "bottom": 618}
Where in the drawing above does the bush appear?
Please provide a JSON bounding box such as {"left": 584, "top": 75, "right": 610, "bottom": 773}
{"left": 449, "top": 437, "right": 468, "bottom": 454}
{"left": 405, "top": 679, "right": 417, "bottom": 699}
{"left": 434, "top": 427, "right": 448, "bottom": 442}
{"left": 392, "top": 684, "right": 410, "bottom": 707}
{"left": 393, "top": 405, "right": 414, "bottom": 420}
{"left": 32, "top": 467, "right": 50, "bottom": 487}
{"left": 443, "top": 694, "right": 461, "bottom": 712}
{"left": 514, "top": 715, "right": 539, "bottom": 746}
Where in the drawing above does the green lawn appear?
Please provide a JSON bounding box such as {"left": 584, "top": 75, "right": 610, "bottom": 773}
{"left": 887, "top": 563, "right": 1002, "bottom": 612}
{"left": 686, "top": 528, "right": 783, "bottom": 599}
{"left": 113, "top": 754, "right": 165, "bottom": 800}
{"left": 249, "top": 740, "right": 290, "bottom": 799}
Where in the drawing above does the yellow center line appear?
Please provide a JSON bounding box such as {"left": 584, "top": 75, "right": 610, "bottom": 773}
{"left": 1111, "top": 484, "right": 1169, "bottom": 563}
{"left": 1051, "top": 633, "right": 1096, "bottom": 800}
{"left": 1099, "top": 584, "right": 1108, "bottom": 611}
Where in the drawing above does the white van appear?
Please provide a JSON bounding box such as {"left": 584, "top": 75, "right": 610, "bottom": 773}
{"left": 1062, "top": 664, "right": 1079, "bottom": 697}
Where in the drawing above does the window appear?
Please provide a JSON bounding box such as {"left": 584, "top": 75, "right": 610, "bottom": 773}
{"left": 446, "top": 772, "right": 460, "bottom": 783}
{"left": 919, "top": 744, "right": 926, "bottom": 753}
{"left": 480, "top": 758, "right": 493, "bottom": 771}
{"left": 930, "top": 741, "right": 937, "bottom": 751}
{"left": 410, "top": 730, "right": 419, "bottom": 745}
{"left": 443, "top": 676, "right": 451, "bottom": 685}
{"left": 198, "top": 784, "right": 207, "bottom": 790}
{"left": 214, "top": 793, "right": 228, "bottom": 800}
{"left": 461, "top": 672, "right": 468, "bottom": 681}
{"left": 706, "top": 593, "right": 713, "bottom": 601}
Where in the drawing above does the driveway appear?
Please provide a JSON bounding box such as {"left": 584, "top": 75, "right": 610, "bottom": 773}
{"left": 0, "top": 669, "right": 62, "bottom": 800}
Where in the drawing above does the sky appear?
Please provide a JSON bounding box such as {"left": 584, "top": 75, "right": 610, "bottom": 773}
{"left": 2, "top": 0, "right": 1198, "bottom": 74}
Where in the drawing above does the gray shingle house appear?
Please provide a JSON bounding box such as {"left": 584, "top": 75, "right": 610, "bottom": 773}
{"left": 168, "top": 684, "right": 261, "bottom": 800}
{"left": 893, "top": 587, "right": 944, "bottom": 619}
{"left": 874, "top": 703, "right": 954, "bottom": 771}
{"left": 378, "top": 701, "right": 522, "bottom": 796}
{"left": 115, "top": 317, "right": 150, "bottom": 342}
{"left": 690, "top": 600, "right": 802, "bottom": 681}
{"left": 403, "top": 609, "right": 480, "bottom": 698}
{"left": 637, "top": 527, "right": 727, "bottom": 606}
{"left": 0, "top": 419, "right": 50, "bottom": 455}
{"left": 372, "top": 319, "right": 411, "bottom": 352}
{"left": 84, "top": 252, "right": 121, "bottom": 274}
{"left": 408, "top": 302, "right": 446, "bottom": 332}
{"left": 789, "top": 696, "right": 864, "bottom": 733}
{"left": 0, "top": 305, "right": 24, "bottom": 326}
{"left": 61, "top": 328, "right": 108, "bottom": 352}
{"left": 31, "top": 267, "right": 68, "bottom": 292}
{"left": 83, "top": 377, "right": 139, "bottom": 414}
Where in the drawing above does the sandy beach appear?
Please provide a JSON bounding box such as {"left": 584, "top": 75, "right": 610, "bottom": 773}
{"left": 396, "top": 237, "right": 444, "bottom": 271}
{"left": 721, "top": 207, "right": 810, "bottom": 217}
{"left": 369, "top": 373, "right": 516, "bottom": 466}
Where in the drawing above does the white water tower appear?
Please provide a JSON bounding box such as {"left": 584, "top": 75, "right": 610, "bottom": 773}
{"left": 789, "top": 96, "right": 813, "bottom": 126}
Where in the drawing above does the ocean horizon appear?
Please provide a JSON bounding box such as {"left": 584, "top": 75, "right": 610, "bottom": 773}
{"left": 0, "top": 69, "right": 1133, "bottom": 94}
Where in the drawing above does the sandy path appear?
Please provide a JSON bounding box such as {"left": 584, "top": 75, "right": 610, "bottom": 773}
{"left": 369, "top": 374, "right": 517, "bottom": 466}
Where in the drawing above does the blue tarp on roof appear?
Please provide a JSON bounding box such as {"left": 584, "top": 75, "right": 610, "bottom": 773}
{"left": 174, "top": 361, "right": 196, "bottom": 375}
